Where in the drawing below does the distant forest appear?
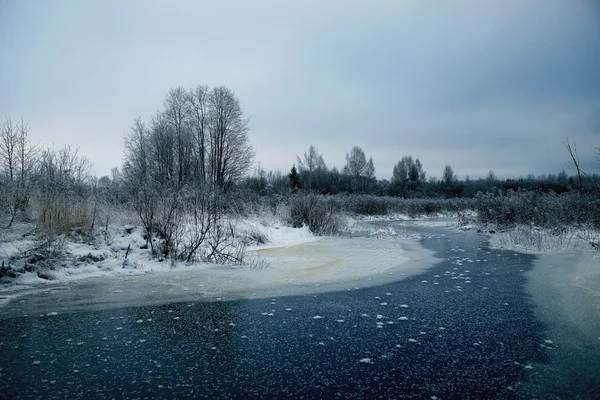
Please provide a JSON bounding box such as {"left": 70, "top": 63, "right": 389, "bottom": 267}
{"left": 242, "top": 144, "right": 599, "bottom": 199}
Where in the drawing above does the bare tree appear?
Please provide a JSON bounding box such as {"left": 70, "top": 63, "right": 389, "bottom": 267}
{"left": 122, "top": 117, "right": 149, "bottom": 189}
{"left": 207, "top": 86, "right": 254, "bottom": 189}
{"left": 564, "top": 138, "right": 583, "bottom": 187}
{"left": 153, "top": 188, "right": 184, "bottom": 259}
{"left": 342, "top": 146, "right": 368, "bottom": 178}
{"left": 442, "top": 165, "right": 456, "bottom": 186}
{"left": 124, "top": 85, "right": 253, "bottom": 191}
{"left": 297, "top": 145, "right": 327, "bottom": 190}
{"left": 365, "top": 157, "right": 375, "bottom": 179}
{"left": 164, "top": 87, "right": 192, "bottom": 185}
{"left": 563, "top": 138, "right": 599, "bottom": 188}
{"left": 342, "top": 146, "right": 376, "bottom": 192}
{"left": 36, "top": 145, "right": 92, "bottom": 237}
{"left": 188, "top": 85, "right": 210, "bottom": 184}
{"left": 120, "top": 85, "right": 256, "bottom": 263}
{"left": 0, "top": 118, "right": 39, "bottom": 226}
{"left": 134, "top": 183, "right": 158, "bottom": 253}
{"left": 180, "top": 184, "right": 215, "bottom": 262}
{"left": 148, "top": 111, "right": 176, "bottom": 185}
{"left": 0, "top": 118, "right": 17, "bottom": 183}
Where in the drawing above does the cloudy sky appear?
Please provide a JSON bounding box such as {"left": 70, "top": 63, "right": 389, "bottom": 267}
{"left": 1, "top": 0, "right": 599, "bottom": 180}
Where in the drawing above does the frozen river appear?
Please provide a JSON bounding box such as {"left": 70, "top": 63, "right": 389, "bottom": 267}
{"left": 1, "top": 222, "right": 599, "bottom": 398}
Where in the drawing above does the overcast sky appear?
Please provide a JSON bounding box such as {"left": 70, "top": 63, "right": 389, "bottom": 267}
{"left": 1, "top": 0, "right": 599, "bottom": 180}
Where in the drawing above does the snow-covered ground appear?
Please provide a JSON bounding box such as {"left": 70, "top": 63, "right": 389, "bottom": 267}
{"left": 0, "top": 216, "right": 439, "bottom": 312}
{"left": 487, "top": 226, "right": 599, "bottom": 253}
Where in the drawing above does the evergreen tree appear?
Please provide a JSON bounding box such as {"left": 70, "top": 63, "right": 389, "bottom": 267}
{"left": 288, "top": 164, "right": 300, "bottom": 193}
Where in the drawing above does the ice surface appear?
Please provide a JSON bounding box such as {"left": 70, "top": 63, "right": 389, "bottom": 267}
{"left": 0, "top": 219, "right": 439, "bottom": 314}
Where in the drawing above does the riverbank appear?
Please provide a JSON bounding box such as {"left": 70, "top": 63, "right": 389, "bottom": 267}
{"left": 0, "top": 233, "right": 438, "bottom": 316}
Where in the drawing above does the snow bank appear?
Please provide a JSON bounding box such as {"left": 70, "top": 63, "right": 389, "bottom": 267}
{"left": 238, "top": 218, "right": 318, "bottom": 250}
{"left": 345, "top": 213, "right": 459, "bottom": 236}
{"left": 1, "top": 215, "right": 324, "bottom": 290}
{"left": 0, "top": 222, "right": 438, "bottom": 314}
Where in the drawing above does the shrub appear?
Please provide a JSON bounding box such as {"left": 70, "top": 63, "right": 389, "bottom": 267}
{"left": 323, "top": 194, "right": 474, "bottom": 218}
{"left": 474, "top": 189, "right": 600, "bottom": 229}
{"left": 288, "top": 192, "right": 345, "bottom": 235}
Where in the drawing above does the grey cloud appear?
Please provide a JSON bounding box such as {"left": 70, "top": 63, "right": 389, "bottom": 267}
{"left": 1, "top": 0, "right": 598, "bottom": 179}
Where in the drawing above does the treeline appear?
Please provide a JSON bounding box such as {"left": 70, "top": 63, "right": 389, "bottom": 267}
{"left": 241, "top": 143, "right": 599, "bottom": 198}
{"left": 122, "top": 85, "right": 253, "bottom": 191}
{"left": 0, "top": 119, "right": 93, "bottom": 237}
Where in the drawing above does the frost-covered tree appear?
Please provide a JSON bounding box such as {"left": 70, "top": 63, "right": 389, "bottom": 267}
{"left": 265, "top": 169, "right": 289, "bottom": 195}
{"left": 207, "top": 86, "right": 254, "bottom": 189}
{"left": 36, "top": 145, "right": 92, "bottom": 236}
{"left": 148, "top": 111, "right": 175, "bottom": 185}
{"left": 0, "top": 118, "right": 39, "bottom": 226}
{"left": 297, "top": 145, "right": 327, "bottom": 190}
{"left": 343, "top": 146, "right": 368, "bottom": 178}
{"left": 188, "top": 84, "right": 210, "bottom": 183}
{"left": 164, "top": 86, "right": 192, "bottom": 185}
{"left": 392, "top": 156, "right": 425, "bottom": 185}
{"left": 391, "top": 155, "right": 425, "bottom": 195}
{"left": 342, "top": 146, "right": 376, "bottom": 192}
{"left": 122, "top": 117, "right": 149, "bottom": 189}
{"left": 123, "top": 85, "right": 253, "bottom": 190}
{"left": 564, "top": 138, "right": 583, "bottom": 187}
{"left": 365, "top": 157, "right": 375, "bottom": 179}
{"left": 442, "top": 165, "right": 456, "bottom": 186}
{"left": 121, "top": 85, "right": 255, "bottom": 261}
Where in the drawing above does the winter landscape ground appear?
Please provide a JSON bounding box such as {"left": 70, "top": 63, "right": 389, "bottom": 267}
{"left": 1, "top": 211, "right": 599, "bottom": 398}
